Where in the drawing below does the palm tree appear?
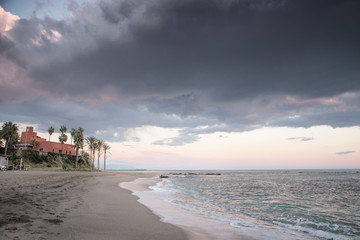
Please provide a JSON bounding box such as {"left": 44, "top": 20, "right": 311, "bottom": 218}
{"left": 60, "top": 125, "right": 67, "bottom": 135}
{"left": 0, "top": 130, "right": 3, "bottom": 147}
{"left": 92, "top": 140, "right": 98, "bottom": 170}
{"left": 96, "top": 140, "right": 104, "bottom": 171}
{"left": 73, "top": 128, "right": 84, "bottom": 168}
{"left": 86, "top": 136, "right": 97, "bottom": 171}
{"left": 80, "top": 150, "right": 90, "bottom": 167}
{"left": 48, "top": 126, "right": 55, "bottom": 141}
{"left": 59, "top": 134, "right": 68, "bottom": 154}
{"left": 102, "top": 143, "right": 111, "bottom": 172}
{"left": 1, "top": 122, "right": 19, "bottom": 155}
{"left": 59, "top": 126, "right": 67, "bottom": 154}
{"left": 30, "top": 139, "right": 39, "bottom": 149}
{"left": 70, "top": 128, "right": 76, "bottom": 145}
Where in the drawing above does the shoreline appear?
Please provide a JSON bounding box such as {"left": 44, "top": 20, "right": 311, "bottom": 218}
{"left": 0, "top": 171, "right": 188, "bottom": 240}
{"left": 121, "top": 175, "right": 260, "bottom": 240}
{"left": 126, "top": 171, "right": 359, "bottom": 240}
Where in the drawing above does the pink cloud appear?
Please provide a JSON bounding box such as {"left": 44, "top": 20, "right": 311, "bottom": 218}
{"left": 0, "top": 6, "right": 19, "bottom": 34}
{"left": 284, "top": 96, "right": 340, "bottom": 107}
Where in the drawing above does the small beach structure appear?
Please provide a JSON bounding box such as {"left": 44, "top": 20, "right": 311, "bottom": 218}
{"left": 0, "top": 154, "right": 9, "bottom": 171}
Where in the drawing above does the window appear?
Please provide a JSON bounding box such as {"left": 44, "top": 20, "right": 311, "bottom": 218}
{"left": 69, "top": 151, "right": 71, "bottom": 155}
{"left": 40, "top": 148, "right": 43, "bottom": 152}
{"left": 52, "top": 149, "right": 54, "bottom": 152}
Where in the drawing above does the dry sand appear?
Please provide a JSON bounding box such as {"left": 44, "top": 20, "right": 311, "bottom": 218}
{"left": 0, "top": 171, "right": 188, "bottom": 240}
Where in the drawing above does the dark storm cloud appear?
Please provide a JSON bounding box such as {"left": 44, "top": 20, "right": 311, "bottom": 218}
{"left": 0, "top": 97, "right": 221, "bottom": 142}
{"left": 5, "top": 0, "right": 360, "bottom": 100}
{"left": 137, "top": 93, "right": 203, "bottom": 118}
{"left": 270, "top": 109, "right": 360, "bottom": 128}
{"left": 0, "top": 34, "right": 13, "bottom": 53}
{"left": 1, "top": 0, "right": 360, "bottom": 144}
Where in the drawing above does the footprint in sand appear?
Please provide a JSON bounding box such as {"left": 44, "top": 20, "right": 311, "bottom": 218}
{"left": 44, "top": 218, "right": 64, "bottom": 225}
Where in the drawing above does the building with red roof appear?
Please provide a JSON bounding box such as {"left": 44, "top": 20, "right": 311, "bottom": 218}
{"left": 18, "top": 126, "right": 75, "bottom": 155}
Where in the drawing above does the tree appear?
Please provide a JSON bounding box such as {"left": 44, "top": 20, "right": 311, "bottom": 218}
{"left": 59, "top": 126, "right": 67, "bottom": 154}
{"left": 60, "top": 125, "right": 67, "bottom": 135}
{"left": 0, "top": 131, "right": 3, "bottom": 147}
{"left": 86, "top": 136, "right": 97, "bottom": 171}
{"left": 59, "top": 134, "right": 68, "bottom": 154}
{"left": 73, "top": 128, "right": 84, "bottom": 168}
{"left": 81, "top": 150, "right": 90, "bottom": 167}
{"left": 1, "top": 121, "right": 19, "bottom": 155}
{"left": 30, "top": 139, "right": 39, "bottom": 149}
{"left": 70, "top": 128, "right": 76, "bottom": 145}
{"left": 102, "top": 143, "right": 111, "bottom": 172}
{"left": 48, "top": 126, "right": 55, "bottom": 141}
{"left": 96, "top": 139, "right": 104, "bottom": 171}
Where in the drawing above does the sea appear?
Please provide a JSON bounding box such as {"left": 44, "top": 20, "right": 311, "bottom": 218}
{"left": 122, "top": 170, "right": 360, "bottom": 240}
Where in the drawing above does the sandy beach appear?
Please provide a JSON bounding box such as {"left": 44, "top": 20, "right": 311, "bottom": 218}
{"left": 0, "top": 171, "right": 187, "bottom": 240}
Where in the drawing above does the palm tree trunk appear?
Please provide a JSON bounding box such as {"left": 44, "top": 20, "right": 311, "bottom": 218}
{"left": 97, "top": 153, "right": 100, "bottom": 172}
{"left": 4, "top": 140, "right": 8, "bottom": 155}
{"left": 103, "top": 152, "right": 106, "bottom": 172}
{"left": 75, "top": 147, "right": 79, "bottom": 168}
{"left": 92, "top": 149, "right": 96, "bottom": 170}
{"left": 91, "top": 155, "right": 93, "bottom": 171}
{"left": 89, "top": 147, "right": 92, "bottom": 171}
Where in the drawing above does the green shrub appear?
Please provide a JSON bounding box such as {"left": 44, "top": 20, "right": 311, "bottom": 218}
{"left": 21, "top": 149, "right": 42, "bottom": 163}
{"left": 17, "top": 149, "right": 89, "bottom": 170}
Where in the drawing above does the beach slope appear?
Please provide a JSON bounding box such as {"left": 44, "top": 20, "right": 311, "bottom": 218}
{"left": 0, "top": 171, "right": 187, "bottom": 240}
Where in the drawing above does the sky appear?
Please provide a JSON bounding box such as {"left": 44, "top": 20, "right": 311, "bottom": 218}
{"left": 0, "top": 0, "right": 359, "bottom": 170}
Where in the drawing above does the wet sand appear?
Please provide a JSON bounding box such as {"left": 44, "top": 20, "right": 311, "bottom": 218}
{"left": 0, "top": 171, "right": 188, "bottom": 240}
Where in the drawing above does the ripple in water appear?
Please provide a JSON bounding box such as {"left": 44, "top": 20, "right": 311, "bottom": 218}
{"left": 162, "top": 170, "right": 360, "bottom": 240}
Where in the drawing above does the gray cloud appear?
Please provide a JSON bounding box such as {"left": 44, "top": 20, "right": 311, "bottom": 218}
{"left": 1, "top": 0, "right": 360, "bottom": 144}
{"left": 153, "top": 132, "right": 200, "bottom": 146}
{"left": 336, "top": 151, "right": 356, "bottom": 155}
{"left": 0, "top": 97, "right": 222, "bottom": 142}
{"left": 288, "top": 137, "right": 314, "bottom": 142}
{"left": 0, "top": 34, "right": 13, "bottom": 53}
{"left": 4, "top": 0, "right": 360, "bottom": 99}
